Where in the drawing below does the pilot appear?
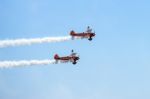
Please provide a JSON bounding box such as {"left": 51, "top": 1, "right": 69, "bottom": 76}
{"left": 71, "top": 50, "right": 76, "bottom": 56}
{"left": 86, "top": 26, "right": 92, "bottom": 33}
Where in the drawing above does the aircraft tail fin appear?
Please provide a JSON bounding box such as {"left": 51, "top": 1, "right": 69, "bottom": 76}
{"left": 54, "top": 54, "right": 59, "bottom": 59}
{"left": 70, "top": 30, "right": 75, "bottom": 35}
{"left": 70, "top": 30, "right": 75, "bottom": 40}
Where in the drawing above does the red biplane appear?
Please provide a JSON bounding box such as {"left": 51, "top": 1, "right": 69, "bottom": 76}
{"left": 70, "top": 26, "right": 95, "bottom": 41}
{"left": 54, "top": 50, "right": 79, "bottom": 65}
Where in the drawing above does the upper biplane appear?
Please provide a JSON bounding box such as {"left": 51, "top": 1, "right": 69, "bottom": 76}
{"left": 70, "top": 26, "right": 95, "bottom": 41}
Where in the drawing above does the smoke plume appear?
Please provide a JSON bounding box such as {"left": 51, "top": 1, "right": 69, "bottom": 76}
{"left": 0, "top": 36, "right": 71, "bottom": 48}
{"left": 0, "top": 59, "right": 56, "bottom": 68}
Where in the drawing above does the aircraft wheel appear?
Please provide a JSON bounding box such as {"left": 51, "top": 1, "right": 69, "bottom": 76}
{"left": 88, "top": 37, "right": 92, "bottom": 41}
{"left": 73, "top": 61, "right": 77, "bottom": 65}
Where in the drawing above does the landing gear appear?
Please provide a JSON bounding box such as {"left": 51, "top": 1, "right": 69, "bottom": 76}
{"left": 88, "top": 37, "right": 92, "bottom": 41}
{"left": 73, "top": 61, "right": 77, "bottom": 65}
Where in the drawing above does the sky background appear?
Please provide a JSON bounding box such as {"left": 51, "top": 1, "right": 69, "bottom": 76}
{"left": 0, "top": 0, "right": 150, "bottom": 99}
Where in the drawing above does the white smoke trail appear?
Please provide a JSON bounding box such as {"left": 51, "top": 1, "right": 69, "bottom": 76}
{"left": 0, "top": 59, "right": 56, "bottom": 68}
{"left": 0, "top": 36, "right": 71, "bottom": 48}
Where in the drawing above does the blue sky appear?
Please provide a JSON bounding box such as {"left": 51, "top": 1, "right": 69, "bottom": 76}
{"left": 0, "top": 0, "right": 150, "bottom": 99}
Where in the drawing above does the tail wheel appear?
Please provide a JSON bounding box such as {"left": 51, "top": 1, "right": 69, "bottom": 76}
{"left": 72, "top": 36, "right": 74, "bottom": 40}
{"left": 55, "top": 60, "right": 58, "bottom": 64}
